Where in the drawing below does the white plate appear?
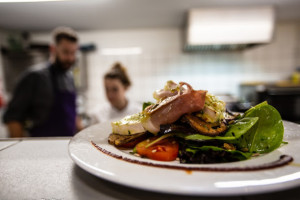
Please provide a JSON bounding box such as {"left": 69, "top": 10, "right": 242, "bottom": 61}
{"left": 68, "top": 121, "right": 300, "bottom": 196}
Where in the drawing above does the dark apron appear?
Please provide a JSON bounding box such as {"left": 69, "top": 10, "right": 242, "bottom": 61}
{"left": 30, "top": 67, "right": 76, "bottom": 137}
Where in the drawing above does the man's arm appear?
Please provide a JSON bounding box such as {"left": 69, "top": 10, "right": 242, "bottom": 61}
{"left": 6, "top": 121, "right": 25, "bottom": 137}
{"left": 2, "top": 71, "right": 37, "bottom": 137}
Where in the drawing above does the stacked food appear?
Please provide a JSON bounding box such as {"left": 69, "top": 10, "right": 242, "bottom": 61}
{"left": 108, "top": 81, "right": 284, "bottom": 163}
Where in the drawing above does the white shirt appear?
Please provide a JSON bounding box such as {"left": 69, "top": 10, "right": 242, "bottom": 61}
{"left": 91, "top": 100, "right": 142, "bottom": 124}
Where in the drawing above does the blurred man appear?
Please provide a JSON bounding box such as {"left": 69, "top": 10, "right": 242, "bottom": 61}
{"left": 3, "top": 26, "right": 82, "bottom": 137}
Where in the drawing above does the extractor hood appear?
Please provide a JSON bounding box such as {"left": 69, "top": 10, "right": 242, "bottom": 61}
{"left": 184, "top": 6, "right": 275, "bottom": 51}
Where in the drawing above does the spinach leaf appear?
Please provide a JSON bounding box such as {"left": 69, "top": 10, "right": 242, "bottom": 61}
{"left": 179, "top": 145, "right": 252, "bottom": 164}
{"left": 175, "top": 101, "right": 283, "bottom": 163}
{"left": 242, "top": 101, "right": 284, "bottom": 153}
{"left": 224, "top": 117, "right": 259, "bottom": 138}
{"left": 142, "top": 102, "right": 154, "bottom": 111}
{"left": 175, "top": 117, "right": 258, "bottom": 142}
{"left": 176, "top": 102, "right": 283, "bottom": 154}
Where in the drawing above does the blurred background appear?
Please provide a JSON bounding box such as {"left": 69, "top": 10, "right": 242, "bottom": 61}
{"left": 0, "top": 0, "right": 299, "bottom": 137}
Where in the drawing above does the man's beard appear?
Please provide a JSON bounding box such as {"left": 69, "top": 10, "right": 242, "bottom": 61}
{"left": 55, "top": 57, "right": 75, "bottom": 72}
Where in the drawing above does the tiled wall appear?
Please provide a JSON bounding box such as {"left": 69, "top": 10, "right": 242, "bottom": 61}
{"left": 76, "top": 22, "right": 299, "bottom": 114}
{"left": 15, "top": 21, "right": 300, "bottom": 115}
{"left": 1, "top": 22, "right": 298, "bottom": 137}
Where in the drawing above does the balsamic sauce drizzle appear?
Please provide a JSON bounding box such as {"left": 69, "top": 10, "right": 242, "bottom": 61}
{"left": 91, "top": 141, "right": 293, "bottom": 172}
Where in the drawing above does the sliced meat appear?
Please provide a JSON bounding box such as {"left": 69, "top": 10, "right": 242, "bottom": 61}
{"left": 153, "top": 80, "right": 182, "bottom": 101}
{"left": 142, "top": 82, "right": 207, "bottom": 134}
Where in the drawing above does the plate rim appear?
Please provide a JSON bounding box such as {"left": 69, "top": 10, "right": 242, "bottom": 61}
{"left": 68, "top": 120, "right": 300, "bottom": 196}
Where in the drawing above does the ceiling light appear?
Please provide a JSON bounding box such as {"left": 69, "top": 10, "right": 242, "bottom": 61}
{"left": 187, "top": 6, "right": 275, "bottom": 45}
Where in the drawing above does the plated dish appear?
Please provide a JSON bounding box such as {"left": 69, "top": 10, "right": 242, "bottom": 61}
{"left": 108, "top": 81, "right": 284, "bottom": 164}
{"left": 69, "top": 120, "right": 300, "bottom": 196}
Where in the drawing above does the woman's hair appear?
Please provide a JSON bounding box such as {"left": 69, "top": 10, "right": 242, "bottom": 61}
{"left": 104, "top": 62, "right": 131, "bottom": 87}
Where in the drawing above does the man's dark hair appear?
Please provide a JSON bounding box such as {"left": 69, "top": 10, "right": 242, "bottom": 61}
{"left": 52, "top": 26, "right": 78, "bottom": 44}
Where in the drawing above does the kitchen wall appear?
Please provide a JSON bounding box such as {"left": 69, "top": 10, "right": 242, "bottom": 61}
{"left": 0, "top": 29, "right": 23, "bottom": 98}
{"left": 296, "top": 25, "right": 300, "bottom": 67}
{"left": 13, "top": 21, "right": 300, "bottom": 116}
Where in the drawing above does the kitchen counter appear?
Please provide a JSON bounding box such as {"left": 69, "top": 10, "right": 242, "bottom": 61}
{"left": 1, "top": 137, "right": 300, "bottom": 200}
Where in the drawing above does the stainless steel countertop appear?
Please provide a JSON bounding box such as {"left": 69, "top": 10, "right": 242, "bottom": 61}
{"left": 1, "top": 138, "right": 300, "bottom": 200}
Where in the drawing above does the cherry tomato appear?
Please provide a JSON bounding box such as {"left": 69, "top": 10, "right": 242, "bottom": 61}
{"left": 135, "top": 137, "right": 179, "bottom": 161}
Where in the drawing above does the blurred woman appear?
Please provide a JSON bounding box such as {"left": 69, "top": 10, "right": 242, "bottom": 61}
{"left": 91, "top": 62, "right": 141, "bottom": 124}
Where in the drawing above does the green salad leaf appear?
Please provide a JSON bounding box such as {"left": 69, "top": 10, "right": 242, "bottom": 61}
{"left": 241, "top": 101, "right": 284, "bottom": 153}
{"left": 176, "top": 101, "right": 284, "bottom": 163}
{"left": 188, "top": 146, "right": 252, "bottom": 159}
{"left": 180, "top": 145, "right": 252, "bottom": 163}
{"left": 175, "top": 117, "right": 259, "bottom": 141}
{"left": 142, "top": 102, "right": 154, "bottom": 111}
{"left": 177, "top": 101, "right": 283, "bottom": 153}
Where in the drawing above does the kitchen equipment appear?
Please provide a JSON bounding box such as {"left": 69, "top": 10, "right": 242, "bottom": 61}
{"left": 184, "top": 6, "right": 275, "bottom": 52}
